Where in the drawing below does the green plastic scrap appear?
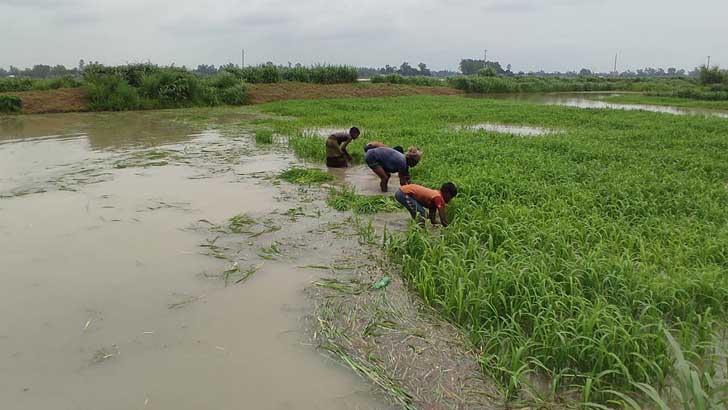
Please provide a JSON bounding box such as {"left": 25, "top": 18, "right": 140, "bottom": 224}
{"left": 371, "top": 276, "right": 390, "bottom": 290}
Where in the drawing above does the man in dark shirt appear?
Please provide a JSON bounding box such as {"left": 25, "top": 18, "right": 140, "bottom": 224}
{"left": 326, "top": 127, "right": 360, "bottom": 168}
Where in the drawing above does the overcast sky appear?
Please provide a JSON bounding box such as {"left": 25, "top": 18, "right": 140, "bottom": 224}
{"left": 1, "top": 0, "right": 726, "bottom": 72}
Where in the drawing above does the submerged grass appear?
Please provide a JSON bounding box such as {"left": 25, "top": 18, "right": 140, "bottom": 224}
{"left": 259, "top": 95, "right": 728, "bottom": 404}
{"left": 278, "top": 167, "right": 334, "bottom": 184}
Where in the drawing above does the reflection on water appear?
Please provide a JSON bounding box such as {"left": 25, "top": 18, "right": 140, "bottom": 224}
{"left": 473, "top": 92, "right": 728, "bottom": 118}
{"left": 0, "top": 111, "right": 392, "bottom": 410}
{"left": 458, "top": 122, "right": 556, "bottom": 136}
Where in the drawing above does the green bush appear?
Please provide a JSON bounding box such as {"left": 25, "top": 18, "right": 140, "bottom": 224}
{"left": 207, "top": 73, "right": 250, "bottom": 105}
{"left": 138, "top": 70, "right": 212, "bottom": 108}
{"left": 698, "top": 65, "right": 726, "bottom": 85}
{"left": 0, "top": 95, "right": 22, "bottom": 112}
{"left": 84, "top": 74, "right": 141, "bottom": 111}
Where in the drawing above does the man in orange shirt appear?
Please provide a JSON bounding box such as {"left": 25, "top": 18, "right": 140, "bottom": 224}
{"left": 394, "top": 182, "right": 458, "bottom": 227}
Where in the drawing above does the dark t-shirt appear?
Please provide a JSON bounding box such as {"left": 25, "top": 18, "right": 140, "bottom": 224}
{"left": 364, "top": 147, "right": 409, "bottom": 176}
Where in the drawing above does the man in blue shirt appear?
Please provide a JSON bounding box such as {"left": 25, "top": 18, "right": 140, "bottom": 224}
{"left": 364, "top": 146, "right": 422, "bottom": 192}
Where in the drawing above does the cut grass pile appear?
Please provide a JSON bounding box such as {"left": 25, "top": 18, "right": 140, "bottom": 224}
{"left": 259, "top": 95, "right": 728, "bottom": 405}
{"left": 278, "top": 167, "right": 334, "bottom": 184}
{"left": 327, "top": 186, "right": 401, "bottom": 214}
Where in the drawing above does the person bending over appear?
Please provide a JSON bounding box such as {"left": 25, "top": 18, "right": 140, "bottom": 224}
{"left": 363, "top": 141, "right": 404, "bottom": 154}
{"left": 395, "top": 182, "right": 458, "bottom": 227}
{"left": 326, "top": 127, "right": 360, "bottom": 168}
{"left": 364, "top": 146, "right": 422, "bottom": 192}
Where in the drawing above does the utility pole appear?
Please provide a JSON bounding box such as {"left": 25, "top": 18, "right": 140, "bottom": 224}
{"left": 241, "top": 48, "right": 245, "bottom": 68}
{"left": 707, "top": 55, "right": 711, "bottom": 69}
{"left": 613, "top": 53, "right": 618, "bottom": 76}
{"left": 483, "top": 49, "right": 487, "bottom": 66}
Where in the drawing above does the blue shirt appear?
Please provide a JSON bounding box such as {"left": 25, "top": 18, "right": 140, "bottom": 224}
{"left": 364, "top": 147, "right": 409, "bottom": 176}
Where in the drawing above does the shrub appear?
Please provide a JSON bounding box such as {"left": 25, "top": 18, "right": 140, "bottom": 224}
{"left": 138, "top": 70, "right": 212, "bottom": 108}
{"left": 254, "top": 130, "right": 274, "bottom": 144}
{"left": 477, "top": 67, "right": 498, "bottom": 77}
{"left": 84, "top": 74, "right": 140, "bottom": 111}
{"left": 0, "top": 95, "right": 22, "bottom": 112}
{"left": 698, "top": 65, "right": 726, "bottom": 85}
{"left": 207, "top": 73, "right": 250, "bottom": 105}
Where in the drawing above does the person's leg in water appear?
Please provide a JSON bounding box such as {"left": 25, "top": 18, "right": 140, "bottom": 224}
{"left": 370, "top": 166, "right": 390, "bottom": 192}
{"left": 394, "top": 188, "right": 426, "bottom": 226}
{"left": 326, "top": 156, "right": 348, "bottom": 168}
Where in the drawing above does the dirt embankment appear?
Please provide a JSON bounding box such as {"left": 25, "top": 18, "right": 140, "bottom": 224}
{"left": 2, "top": 83, "right": 462, "bottom": 115}
{"left": 1, "top": 88, "right": 89, "bottom": 114}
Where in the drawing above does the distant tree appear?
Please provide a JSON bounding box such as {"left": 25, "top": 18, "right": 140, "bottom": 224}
{"left": 194, "top": 64, "right": 218, "bottom": 75}
{"left": 578, "top": 68, "right": 593, "bottom": 76}
{"left": 397, "top": 62, "right": 420, "bottom": 76}
{"left": 417, "top": 62, "right": 431, "bottom": 76}
{"left": 78, "top": 59, "right": 85, "bottom": 72}
{"left": 0, "top": 67, "right": 7, "bottom": 77}
{"left": 667, "top": 67, "right": 677, "bottom": 76}
{"left": 459, "top": 59, "right": 485, "bottom": 75}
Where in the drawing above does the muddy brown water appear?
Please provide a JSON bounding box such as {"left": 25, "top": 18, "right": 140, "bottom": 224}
{"left": 475, "top": 92, "right": 728, "bottom": 118}
{"left": 0, "top": 111, "right": 394, "bottom": 410}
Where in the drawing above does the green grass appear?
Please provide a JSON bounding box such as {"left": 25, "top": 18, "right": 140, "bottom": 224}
{"left": 258, "top": 95, "right": 728, "bottom": 404}
{"left": 327, "top": 186, "right": 401, "bottom": 214}
{"left": 278, "top": 167, "right": 334, "bottom": 184}
{"left": 600, "top": 94, "right": 728, "bottom": 111}
{"left": 254, "top": 129, "right": 274, "bottom": 144}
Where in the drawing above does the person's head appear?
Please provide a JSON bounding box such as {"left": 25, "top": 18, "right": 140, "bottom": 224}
{"left": 405, "top": 146, "right": 422, "bottom": 167}
{"left": 440, "top": 182, "right": 458, "bottom": 203}
{"left": 349, "top": 127, "right": 360, "bottom": 139}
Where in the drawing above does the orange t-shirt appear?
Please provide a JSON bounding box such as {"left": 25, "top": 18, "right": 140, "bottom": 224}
{"left": 400, "top": 184, "right": 445, "bottom": 209}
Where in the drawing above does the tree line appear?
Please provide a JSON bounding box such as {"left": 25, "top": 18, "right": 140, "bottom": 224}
{"left": 0, "top": 58, "right": 704, "bottom": 79}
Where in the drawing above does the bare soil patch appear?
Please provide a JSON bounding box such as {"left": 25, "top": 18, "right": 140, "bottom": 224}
{"left": 1, "top": 88, "right": 89, "bottom": 114}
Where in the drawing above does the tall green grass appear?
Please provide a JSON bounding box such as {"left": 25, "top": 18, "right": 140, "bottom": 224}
{"left": 0, "top": 76, "right": 83, "bottom": 92}
{"left": 225, "top": 64, "right": 358, "bottom": 84}
{"left": 260, "top": 96, "right": 728, "bottom": 404}
{"left": 448, "top": 76, "right": 695, "bottom": 94}
{"left": 371, "top": 74, "right": 444, "bottom": 87}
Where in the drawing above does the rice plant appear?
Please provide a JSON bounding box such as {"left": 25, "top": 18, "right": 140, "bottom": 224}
{"left": 260, "top": 95, "right": 728, "bottom": 404}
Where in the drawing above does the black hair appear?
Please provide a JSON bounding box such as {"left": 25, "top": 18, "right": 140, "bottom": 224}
{"left": 441, "top": 182, "right": 457, "bottom": 198}
{"left": 393, "top": 145, "right": 404, "bottom": 154}
{"left": 349, "top": 127, "right": 360, "bottom": 136}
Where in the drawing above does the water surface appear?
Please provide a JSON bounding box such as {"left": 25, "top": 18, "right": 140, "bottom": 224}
{"left": 0, "top": 111, "right": 391, "bottom": 410}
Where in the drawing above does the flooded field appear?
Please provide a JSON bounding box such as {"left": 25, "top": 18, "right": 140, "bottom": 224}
{"left": 478, "top": 92, "right": 728, "bottom": 118}
{"left": 0, "top": 111, "right": 393, "bottom": 410}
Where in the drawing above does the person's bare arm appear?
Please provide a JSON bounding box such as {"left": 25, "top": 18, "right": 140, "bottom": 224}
{"left": 340, "top": 138, "right": 353, "bottom": 160}
{"left": 429, "top": 208, "right": 437, "bottom": 225}
{"left": 438, "top": 207, "right": 449, "bottom": 227}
